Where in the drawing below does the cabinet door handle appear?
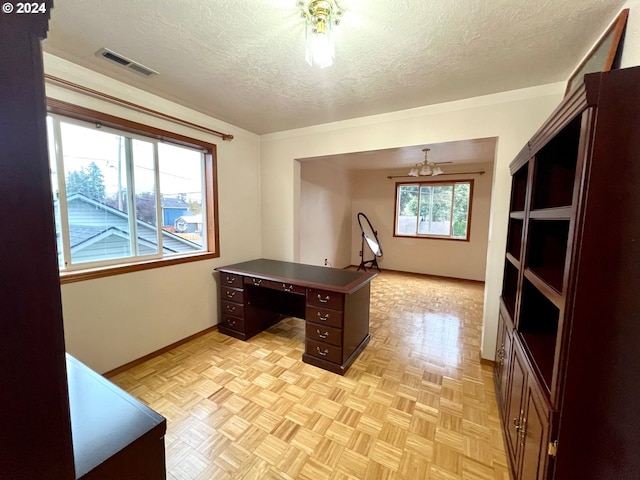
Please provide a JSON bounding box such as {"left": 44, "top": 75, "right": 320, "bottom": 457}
{"left": 226, "top": 291, "right": 236, "bottom": 299}
{"left": 513, "top": 417, "right": 521, "bottom": 431}
{"left": 226, "top": 305, "right": 236, "bottom": 312}
{"left": 316, "top": 329, "right": 329, "bottom": 339}
{"left": 226, "top": 276, "right": 235, "bottom": 284}
{"left": 519, "top": 418, "right": 527, "bottom": 445}
{"left": 283, "top": 283, "right": 294, "bottom": 292}
{"left": 252, "top": 278, "right": 262, "bottom": 286}
{"left": 317, "top": 294, "right": 330, "bottom": 303}
{"left": 316, "top": 347, "right": 329, "bottom": 356}
{"left": 227, "top": 318, "right": 236, "bottom": 326}
{"left": 317, "top": 312, "right": 330, "bottom": 321}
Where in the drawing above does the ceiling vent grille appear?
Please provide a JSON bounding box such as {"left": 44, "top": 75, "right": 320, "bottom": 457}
{"left": 96, "top": 48, "right": 158, "bottom": 78}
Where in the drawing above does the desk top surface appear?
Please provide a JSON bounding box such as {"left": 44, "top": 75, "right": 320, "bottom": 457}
{"left": 67, "top": 354, "right": 166, "bottom": 478}
{"left": 216, "top": 259, "right": 376, "bottom": 294}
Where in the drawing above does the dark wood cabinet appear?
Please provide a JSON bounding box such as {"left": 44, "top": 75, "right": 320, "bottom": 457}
{"left": 495, "top": 66, "right": 640, "bottom": 479}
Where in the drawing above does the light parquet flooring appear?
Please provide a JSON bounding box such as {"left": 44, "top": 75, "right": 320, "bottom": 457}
{"left": 111, "top": 270, "right": 510, "bottom": 480}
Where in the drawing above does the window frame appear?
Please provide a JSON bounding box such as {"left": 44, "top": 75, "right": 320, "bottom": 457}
{"left": 47, "top": 99, "right": 220, "bottom": 284}
{"left": 393, "top": 179, "right": 474, "bottom": 242}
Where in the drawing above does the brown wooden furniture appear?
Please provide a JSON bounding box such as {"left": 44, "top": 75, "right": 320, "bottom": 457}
{"left": 1, "top": 4, "right": 76, "bottom": 477}
{"left": 68, "top": 355, "right": 166, "bottom": 479}
{"left": 495, "top": 66, "right": 640, "bottom": 479}
{"left": 215, "top": 259, "right": 376, "bottom": 375}
{"left": 1, "top": 6, "right": 168, "bottom": 478}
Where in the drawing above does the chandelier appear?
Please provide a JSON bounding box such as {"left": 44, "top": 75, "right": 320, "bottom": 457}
{"left": 408, "top": 148, "right": 444, "bottom": 177}
{"left": 298, "top": 0, "right": 344, "bottom": 68}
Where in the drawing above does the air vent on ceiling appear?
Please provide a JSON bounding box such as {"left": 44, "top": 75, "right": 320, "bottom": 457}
{"left": 96, "top": 48, "right": 159, "bottom": 78}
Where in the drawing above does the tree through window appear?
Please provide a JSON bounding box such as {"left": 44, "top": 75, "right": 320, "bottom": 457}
{"left": 47, "top": 114, "right": 213, "bottom": 270}
{"left": 395, "top": 180, "right": 473, "bottom": 240}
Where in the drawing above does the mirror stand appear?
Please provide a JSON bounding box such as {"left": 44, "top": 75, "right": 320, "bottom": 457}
{"left": 357, "top": 212, "right": 382, "bottom": 272}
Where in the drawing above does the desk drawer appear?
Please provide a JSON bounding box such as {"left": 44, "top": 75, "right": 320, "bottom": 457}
{"left": 305, "top": 306, "right": 343, "bottom": 328}
{"left": 307, "top": 288, "right": 344, "bottom": 311}
{"left": 245, "top": 277, "right": 305, "bottom": 295}
{"left": 221, "top": 286, "right": 243, "bottom": 302}
{"left": 306, "top": 339, "right": 342, "bottom": 364}
{"left": 221, "top": 300, "right": 244, "bottom": 318}
{"left": 221, "top": 273, "right": 243, "bottom": 289}
{"left": 221, "top": 314, "right": 244, "bottom": 332}
{"left": 306, "top": 322, "right": 342, "bottom": 347}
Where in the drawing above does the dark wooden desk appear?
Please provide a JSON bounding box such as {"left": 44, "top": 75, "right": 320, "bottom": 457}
{"left": 215, "top": 259, "right": 377, "bottom": 375}
{"left": 67, "top": 355, "right": 166, "bottom": 479}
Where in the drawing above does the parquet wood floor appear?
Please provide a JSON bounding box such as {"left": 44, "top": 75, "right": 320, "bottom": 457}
{"left": 110, "top": 270, "right": 509, "bottom": 479}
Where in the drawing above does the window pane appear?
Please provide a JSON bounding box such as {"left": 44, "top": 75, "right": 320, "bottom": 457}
{"left": 417, "top": 186, "right": 432, "bottom": 234}
{"left": 427, "top": 185, "right": 453, "bottom": 235}
{"left": 46, "top": 117, "right": 64, "bottom": 269}
{"left": 397, "top": 185, "right": 419, "bottom": 235}
{"left": 453, "top": 183, "right": 470, "bottom": 239}
{"left": 60, "top": 122, "right": 133, "bottom": 264}
{"left": 158, "top": 143, "right": 206, "bottom": 251}
{"left": 132, "top": 139, "right": 159, "bottom": 255}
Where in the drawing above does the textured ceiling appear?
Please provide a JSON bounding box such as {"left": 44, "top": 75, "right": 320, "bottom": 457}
{"left": 44, "top": 0, "right": 627, "bottom": 135}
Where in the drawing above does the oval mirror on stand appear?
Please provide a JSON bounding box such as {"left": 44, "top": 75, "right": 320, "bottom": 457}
{"left": 357, "top": 212, "right": 382, "bottom": 272}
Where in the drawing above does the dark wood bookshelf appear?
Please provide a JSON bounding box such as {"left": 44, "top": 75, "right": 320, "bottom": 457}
{"left": 495, "top": 67, "right": 640, "bottom": 480}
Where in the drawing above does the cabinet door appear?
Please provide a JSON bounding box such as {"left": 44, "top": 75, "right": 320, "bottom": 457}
{"left": 506, "top": 341, "right": 527, "bottom": 473}
{"left": 519, "top": 379, "right": 551, "bottom": 480}
{"left": 495, "top": 312, "right": 513, "bottom": 416}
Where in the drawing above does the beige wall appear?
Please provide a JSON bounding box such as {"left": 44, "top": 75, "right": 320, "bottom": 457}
{"left": 44, "top": 54, "right": 263, "bottom": 373}
{"left": 351, "top": 162, "right": 494, "bottom": 281}
{"left": 261, "top": 85, "right": 565, "bottom": 360}
{"left": 299, "top": 161, "right": 353, "bottom": 268}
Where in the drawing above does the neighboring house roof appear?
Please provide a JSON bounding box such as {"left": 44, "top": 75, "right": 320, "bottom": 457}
{"left": 65, "top": 193, "right": 202, "bottom": 257}
{"left": 161, "top": 197, "right": 189, "bottom": 209}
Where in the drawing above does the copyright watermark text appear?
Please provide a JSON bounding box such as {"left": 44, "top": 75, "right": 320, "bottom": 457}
{"left": 2, "top": 2, "right": 48, "bottom": 14}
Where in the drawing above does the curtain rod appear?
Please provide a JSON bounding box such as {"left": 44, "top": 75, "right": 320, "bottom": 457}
{"left": 386, "top": 170, "right": 485, "bottom": 179}
{"left": 44, "top": 74, "right": 234, "bottom": 141}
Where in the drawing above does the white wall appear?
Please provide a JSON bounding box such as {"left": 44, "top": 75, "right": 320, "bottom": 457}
{"left": 261, "top": 84, "right": 565, "bottom": 360}
{"left": 299, "top": 161, "right": 353, "bottom": 268}
{"left": 351, "top": 162, "right": 494, "bottom": 281}
{"left": 44, "top": 54, "right": 263, "bottom": 373}
{"left": 621, "top": 1, "right": 640, "bottom": 67}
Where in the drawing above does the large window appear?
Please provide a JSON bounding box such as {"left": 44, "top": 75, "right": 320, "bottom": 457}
{"left": 394, "top": 180, "right": 473, "bottom": 240}
{"left": 46, "top": 101, "right": 218, "bottom": 281}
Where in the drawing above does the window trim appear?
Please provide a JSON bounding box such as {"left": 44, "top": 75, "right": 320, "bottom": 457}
{"left": 47, "top": 98, "right": 220, "bottom": 284}
{"left": 393, "top": 179, "right": 474, "bottom": 242}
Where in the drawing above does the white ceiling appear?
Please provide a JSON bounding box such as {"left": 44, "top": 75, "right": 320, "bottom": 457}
{"left": 44, "top": 0, "right": 627, "bottom": 137}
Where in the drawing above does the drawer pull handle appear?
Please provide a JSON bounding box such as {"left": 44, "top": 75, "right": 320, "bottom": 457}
{"left": 227, "top": 318, "right": 236, "bottom": 326}
{"left": 226, "top": 291, "right": 236, "bottom": 299}
{"left": 226, "top": 276, "right": 235, "bottom": 284}
{"left": 252, "top": 278, "right": 262, "bottom": 286}
{"left": 283, "top": 283, "right": 294, "bottom": 292}
{"left": 316, "top": 329, "right": 329, "bottom": 339}
{"left": 317, "top": 312, "right": 330, "bottom": 321}
{"left": 226, "top": 305, "right": 236, "bottom": 312}
{"left": 316, "top": 347, "right": 329, "bottom": 356}
{"left": 317, "top": 294, "right": 330, "bottom": 303}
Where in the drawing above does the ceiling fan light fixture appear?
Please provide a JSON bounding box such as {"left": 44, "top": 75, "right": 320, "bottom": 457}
{"left": 300, "top": 0, "right": 343, "bottom": 68}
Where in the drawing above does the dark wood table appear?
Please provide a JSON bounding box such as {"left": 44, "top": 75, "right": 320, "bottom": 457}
{"left": 215, "top": 259, "right": 377, "bottom": 375}
{"left": 67, "top": 355, "right": 166, "bottom": 479}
